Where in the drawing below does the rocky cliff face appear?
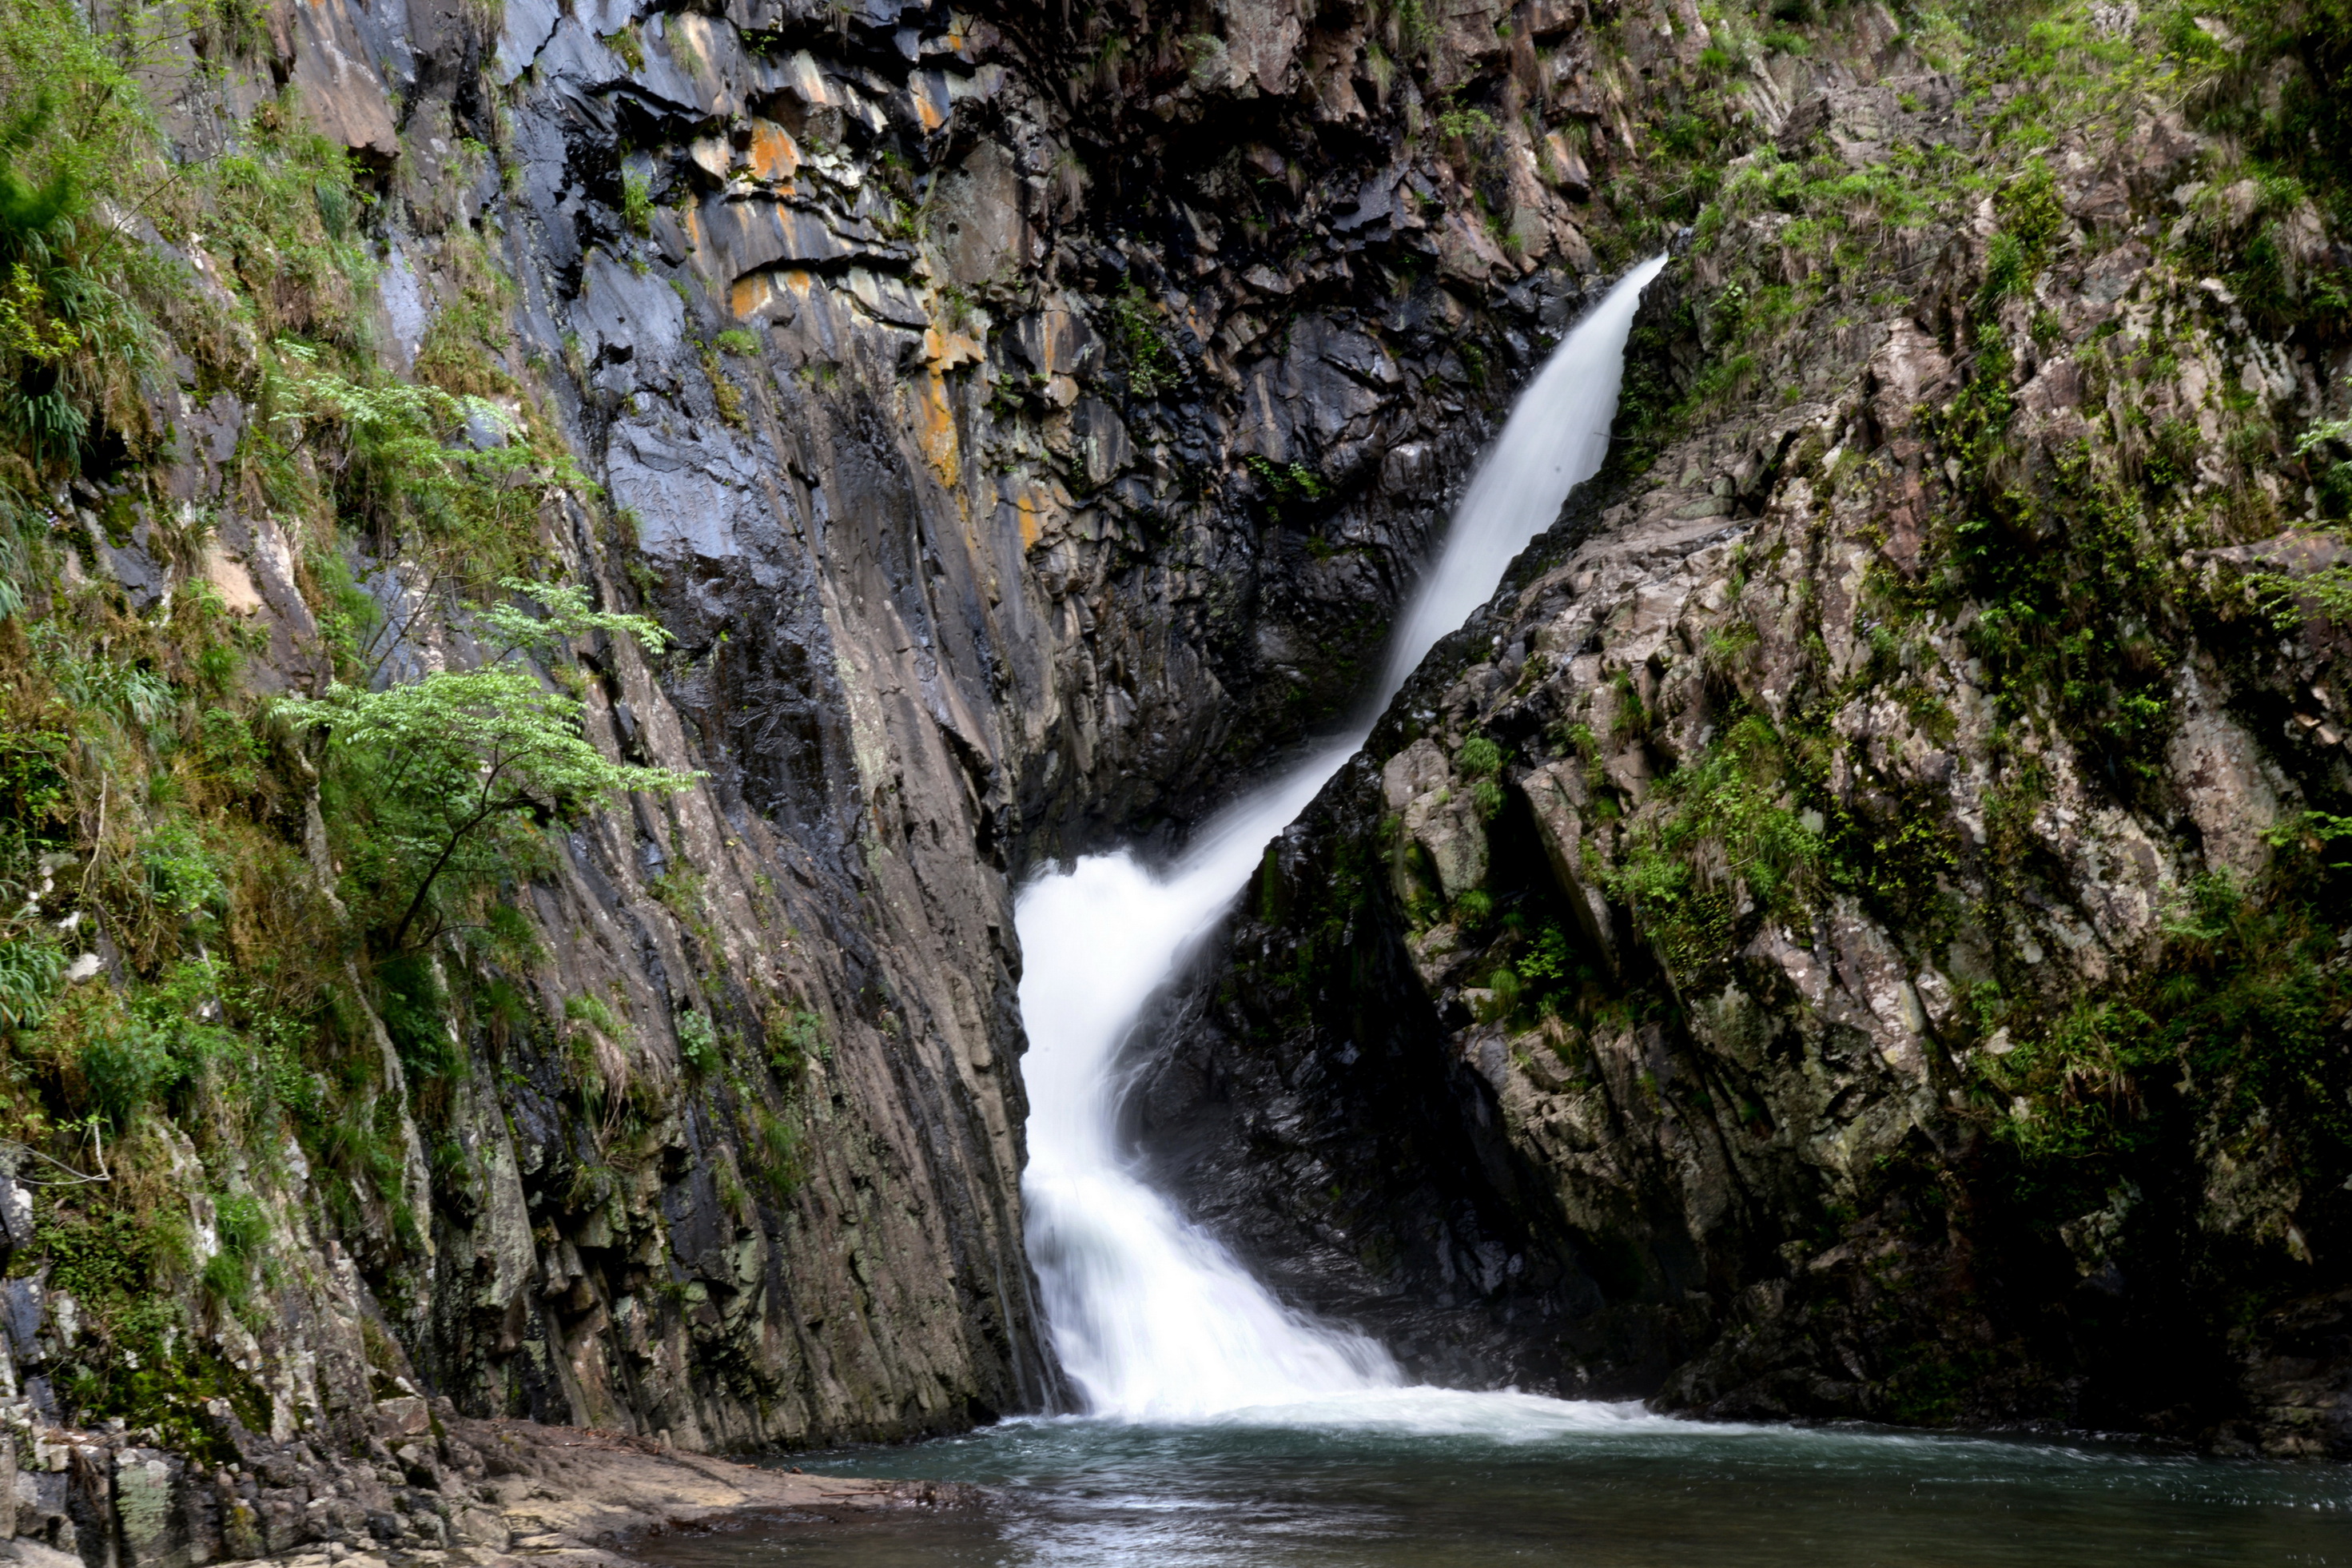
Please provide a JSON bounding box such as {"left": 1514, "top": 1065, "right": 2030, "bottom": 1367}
{"left": 1142, "top": 0, "right": 2352, "bottom": 1457}
{"left": 4, "top": 1, "right": 2349, "bottom": 1564}
{"left": 0, "top": 0, "right": 1674, "bottom": 1550}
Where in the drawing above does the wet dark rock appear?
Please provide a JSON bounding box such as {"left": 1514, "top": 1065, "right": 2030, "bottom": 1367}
{"left": 1145, "top": 57, "right": 2352, "bottom": 1455}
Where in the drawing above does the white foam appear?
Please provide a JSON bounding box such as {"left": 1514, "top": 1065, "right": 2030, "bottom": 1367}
{"left": 1180, "top": 1387, "right": 1700, "bottom": 1439}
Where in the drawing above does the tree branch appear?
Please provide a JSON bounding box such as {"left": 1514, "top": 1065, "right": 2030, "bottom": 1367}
{"left": 387, "top": 792, "right": 539, "bottom": 949}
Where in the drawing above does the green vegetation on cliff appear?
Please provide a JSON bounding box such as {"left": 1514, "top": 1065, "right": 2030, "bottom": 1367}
{"left": 0, "top": 0, "right": 736, "bottom": 1445}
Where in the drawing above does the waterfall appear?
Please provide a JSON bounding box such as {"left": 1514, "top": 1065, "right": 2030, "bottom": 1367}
{"left": 1015, "top": 255, "right": 1669, "bottom": 1422}
{"left": 1379, "top": 256, "right": 1673, "bottom": 692}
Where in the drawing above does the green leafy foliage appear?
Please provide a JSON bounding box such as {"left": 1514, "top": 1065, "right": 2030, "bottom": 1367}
{"left": 1606, "top": 713, "right": 1822, "bottom": 979}
{"left": 269, "top": 346, "right": 578, "bottom": 604}
{"left": 0, "top": 930, "right": 62, "bottom": 1025}
{"left": 620, "top": 165, "right": 653, "bottom": 236}
{"left": 37, "top": 1200, "right": 269, "bottom": 1463}
{"left": 75, "top": 1008, "right": 178, "bottom": 1129}
{"left": 748, "top": 1104, "right": 802, "bottom": 1198}
{"left": 1458, "top": 737, "right": 1506, "bottom": 821}
{"left": 2175, "top": 0, "right": 2352, "bottom": 224}
{"left": 699, "top": 342, "right": 747, "bottom": 428}
{"left": 200, "top": 1192, "right": 269, "bottom": 1309}
{"left": 0, "top": 2, "right": 153, "bottom": 479}
{"left": 287, "top": 661, "right": 694, "bottom": 947}
{"left": 1455, "top": 736, "right": 1502, "bottom": 778}
{"left": 2247, "top": 557, "right": 2352, "bottom": 633}
{"left": 675, "top": 1007, "right": 719, "bottom": 1074}
{"left": 284, "top": 582, "right": 694, "bottom": 947}
{"left": 1435, "top": 99, "right": 1496, "bottom": 141}
{"left": 375, "top": 951, "right": 464, "bottom": 1086}
{"left": 0, "top": 94, "right": 76, "bottom": 252}
{"left": 0, "top": 0, "right": 758, "bottom": 1453}
{"left": 0, "top": 729, "right": 69, "bottom": 1001}
{"left": 2261, "top": 808, "right": 2352, "bottom": 868}
{"left": 1932, "top": 351, "right": 2177, "bottom": 790}
{"left": 769, "top": 1008, "right": 826, "bottom": 1077}
{"left": 1107, "top": 285, "right": 1181, "bottom": 400}
{"left": 44, "top": 959, "right": 309, "bottom": 1142}
{"left": 1978, "top": 870, "right": 2352, "bottom": 1174}
{"left": 1244, "top": 453, "right": 1330, "bottom": 520}
{"left": 1487, "top": 918, "right": 1590, "bottom": 1025}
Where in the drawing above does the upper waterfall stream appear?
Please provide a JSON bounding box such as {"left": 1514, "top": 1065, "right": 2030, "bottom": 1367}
{"left": 1013, "top": 255, "right": 1669, "bottom": 1421}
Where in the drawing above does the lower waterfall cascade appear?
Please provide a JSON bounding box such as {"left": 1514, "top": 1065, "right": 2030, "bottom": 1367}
{"left": 1013, "top": 255, "right": 1670, "bottom": 1421}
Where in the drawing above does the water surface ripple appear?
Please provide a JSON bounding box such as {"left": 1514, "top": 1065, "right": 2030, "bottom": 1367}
{"left": 641, "top": 1408, "right": 2349, "bottom": 1566}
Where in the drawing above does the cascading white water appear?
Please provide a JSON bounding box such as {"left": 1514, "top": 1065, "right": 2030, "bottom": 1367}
{"left": 1379, "top": 255, "right": 1672, "bottom": 693}
{"left": 1016, "top": 255, "right": 1669, "bottom": 1422}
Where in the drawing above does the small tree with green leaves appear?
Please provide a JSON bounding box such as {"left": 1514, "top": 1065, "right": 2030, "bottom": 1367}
{"left": 282, "top": 580, "right": 697, "bottom": 949}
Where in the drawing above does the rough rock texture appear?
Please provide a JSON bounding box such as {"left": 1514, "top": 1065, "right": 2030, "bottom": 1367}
{"left": 0, "top": 1400, "right": 959, "bottom": 1568}
{"left": 1139, "top": 3, "right": 2352, "bottom": 1455}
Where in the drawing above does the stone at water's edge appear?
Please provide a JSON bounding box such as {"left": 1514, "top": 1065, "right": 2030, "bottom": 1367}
{"left": 0, "top": 1413, "right": 961, "bottom": 1568}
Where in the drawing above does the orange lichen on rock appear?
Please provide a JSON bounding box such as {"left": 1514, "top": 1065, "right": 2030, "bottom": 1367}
{"left": 913, "top": 370, "right": 960, "bottom": 484}
{"left": 731, "top": 273, "right": 774, "bottom": 320}
{"left": 746, "top": 119, "right": 800, "bottom": 184}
